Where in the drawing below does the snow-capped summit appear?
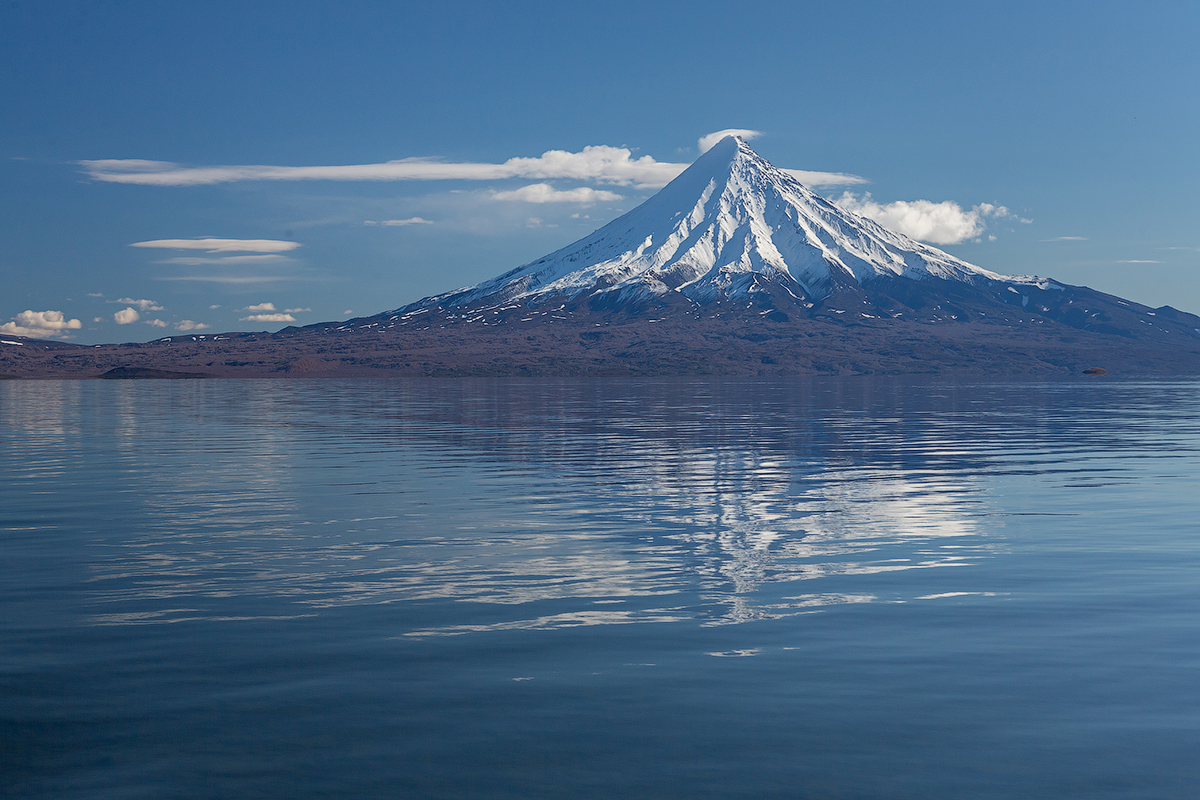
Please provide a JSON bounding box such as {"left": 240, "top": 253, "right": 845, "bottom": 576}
{"left": 403, "top": 135, "right": 1028, "bottom": 313}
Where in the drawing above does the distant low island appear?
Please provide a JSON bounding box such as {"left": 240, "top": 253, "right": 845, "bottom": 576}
{"left": 6, "top": 137, "right": 1200, "bottom": 379}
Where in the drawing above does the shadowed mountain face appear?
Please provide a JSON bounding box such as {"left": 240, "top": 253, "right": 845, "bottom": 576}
{"left": 4, "top": 138, "right": 1200, "bottom": 378}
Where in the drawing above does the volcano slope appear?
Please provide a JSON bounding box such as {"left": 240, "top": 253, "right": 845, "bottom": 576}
{"left": 5, "top": 136, "right": 1200, "bottom": 378}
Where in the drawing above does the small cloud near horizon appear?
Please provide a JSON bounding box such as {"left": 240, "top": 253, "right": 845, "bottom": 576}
{"left": 1043, "top": 236, "right": 1087, "bottom": 241}
{"left": 176, "top": 320, "right": 210, "bottom": 331}
{"left": 1118, "top": 260, "right": 1161, "bottom": 264}
{"left": 1, "top": 310, "right": 83, "bottom": 339}
{"left": 240, "top": 313, "right": 297, "bottom": 323}
{"left": 363, "top": 217, "right": 434, "bottom": 226}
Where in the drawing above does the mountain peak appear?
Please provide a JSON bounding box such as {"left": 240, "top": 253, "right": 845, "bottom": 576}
{"left": 402, "top": 138, "right": 1023, "bottom": 314}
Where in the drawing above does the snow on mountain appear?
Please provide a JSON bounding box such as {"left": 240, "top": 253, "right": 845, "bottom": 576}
{"left": 400, "top": 136, "right": 1043, "bottom": 313}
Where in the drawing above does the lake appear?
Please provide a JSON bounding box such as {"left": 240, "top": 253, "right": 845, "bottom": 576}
{"left": 3, "top": 377, "right": 1200, "bottom": 799}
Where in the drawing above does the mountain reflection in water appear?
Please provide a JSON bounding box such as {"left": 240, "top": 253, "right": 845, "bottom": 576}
{"left": 2, "top": 377, "right": 1121, "bottom": 631}
{"left": 6, "top": 376, "right": 1200, "bottom": 800}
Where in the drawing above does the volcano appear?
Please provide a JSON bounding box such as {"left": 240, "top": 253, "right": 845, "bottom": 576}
{"left": 5, "top": 137, "right": 1200, "bottom": 378}
{"left": 361, "top": 135, "right": 1198, "bottom": 343}
{"left": 405, "top": 135, "right": 1021, "bottom": 313}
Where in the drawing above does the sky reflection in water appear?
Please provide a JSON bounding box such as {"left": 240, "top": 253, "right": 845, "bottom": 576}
{"left": 5, "top": 377, "right": 1200, "bottom": 799}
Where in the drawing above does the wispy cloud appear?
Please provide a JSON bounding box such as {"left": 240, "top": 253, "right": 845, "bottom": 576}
{"left": 780, "top": 168, "right": 869, "bottom": 188}
{"left": 1, "top": 309, "right": 83, "bottom": 338}
{"left": 835, "top": 192, "right": 1013, "bottom": 245}
{"left": 82, "top": 147, "right": 686, "bottom": 190}
{"left": 133, "top": 238, "right": 302, "bottom": 282}
{"left": 83, "top": 139, "right": 874, "bottom": 195}
{"left": 176, "top": 320, "right": 210, "bottom": 331}
{"left": 113, "top": 307, "right": 140, "bottom": 324}
{"left": 155, "top": 254, "right": 291, "bottom": 266}
{"left": 363, "top": 217, "right": 433, "bottom": 226}
{"left": 1043, "top": 236, "right": 1087, "bottom": 241}
{"left": 698, "top": 129, "right": 763, "bottom": 153}
{"left": 130, "top": 238, "right": 301, "bottom": 253}
{"left": 155, "top": 275, "right": 296, "bottom": 283}
{"left": 284, "top": 307, "right": 310, "bottom": 313}
{"left": 113, "top": 297, "right": 163, "bottom": 310}
{"left": 1118, "top": 260, "right": 1161, "bottom": 264}
{"left": 491, "top": 184, "right": 622, "bottom": 204}
{"left": 146, "top": 319, "right": 168, "bottom": 328}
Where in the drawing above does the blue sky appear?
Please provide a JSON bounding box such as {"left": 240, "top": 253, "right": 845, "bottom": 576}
{"left": 3, "top": 0, "right": 1198, "bottom": 342}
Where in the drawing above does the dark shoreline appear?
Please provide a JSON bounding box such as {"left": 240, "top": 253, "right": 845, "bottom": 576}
{"left": 5, "top": 311, "right": 1200, "bottom": 379}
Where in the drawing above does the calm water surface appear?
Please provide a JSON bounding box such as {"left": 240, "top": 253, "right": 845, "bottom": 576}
{"left": 3, "top": 377, "right": 1199, "bottom": 799}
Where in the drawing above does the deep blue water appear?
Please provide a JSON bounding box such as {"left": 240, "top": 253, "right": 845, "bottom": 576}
{"left": 3, "top": 377, "right": 1200, "bottom": 799}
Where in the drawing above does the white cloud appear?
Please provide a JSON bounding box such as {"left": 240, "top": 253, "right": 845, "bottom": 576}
{"left": 244, "top": 302, "right": 276, "bottom": 312}
{"left": 240, "top": 313, "right": 297, "bottom": 323}
{"left": 208, "top": 305, "right": 221, "bottom": 309}
{"left": 283, "top": 307, "right": 310, "bottom": 313}
{"left": 87, "top": 292, "right": 104, "bottom": 297}
{"left": 1043, "top": 236, "right": 1087, "bottom": 241}
{"left": 93, "top": 317, "right": 103, "bottom": 323}
{"left": 114, "top": 297, "right": 164, "bottom": 310}
{"left": 835, "top": 192, "right": 1012, "bottom": 245}
{"left": 156, "top": 275, "right": 294, "bottom": 283}
{"left": 113, "top": 307, "right": 140, "bottom": 324}
{"left": 1118, "top": 260, "right": 1161, "bottom": 264}
{"left": 82, "top": 146, "right": 687, "bottom": 189}
{"left": 491, "top": 184, "right": 622, "bottom": 204}
{"left": 0, "top": 310, "right": 83, "bottom": 338}
{"left": 176, "top": 320, "right": 210, "bottom": 331}
{"left": 363, "top": 217, "right": 434, "bottom": 226}
{"left": 146, "top": 319, "right": 168, "bottom": 328}
{"left": 779, "top": 168, "right": 869, "bottom": 188}
{"left": 698, "top": 129, "right": 763, "bottom": 153}
{"left": 130, "top": 238, "right": 301, "bottom": 253}
{"left": 154, "top": 254, "right": 292, "bottom": 266}
{"left": 82, "top": 140, "right": 875, "bottom": 194}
